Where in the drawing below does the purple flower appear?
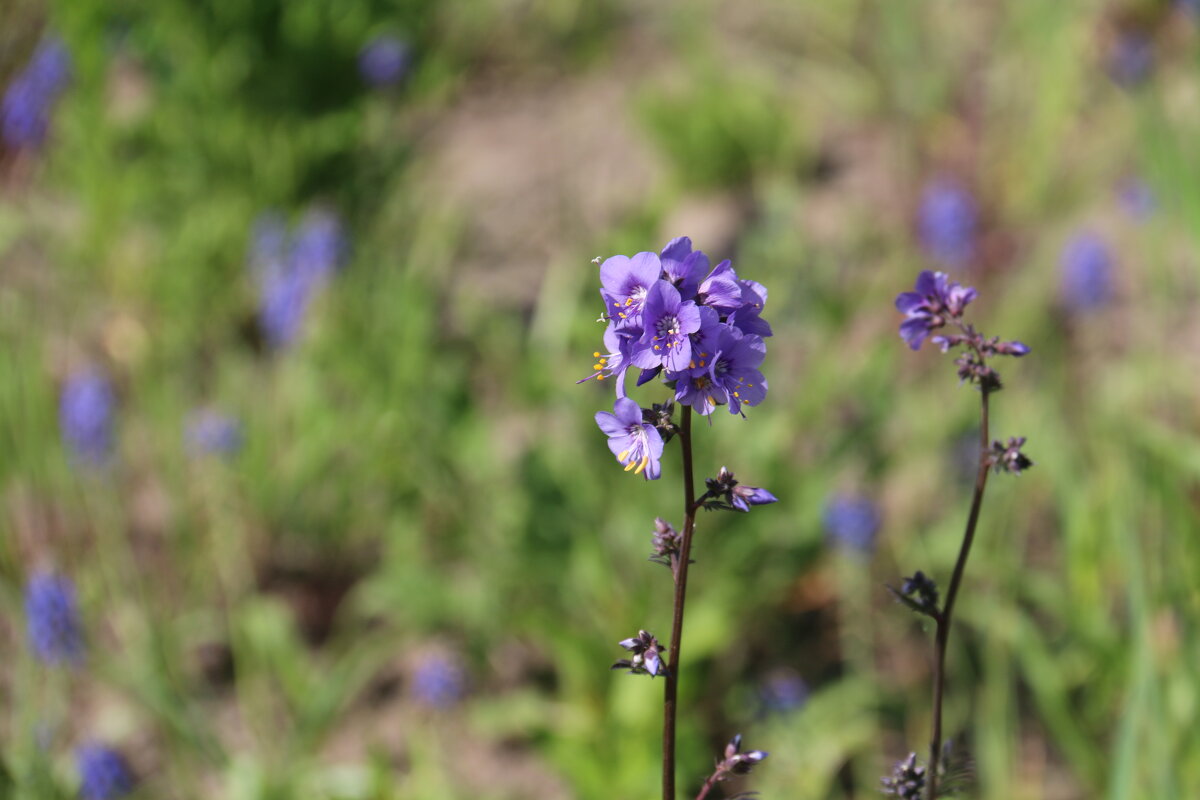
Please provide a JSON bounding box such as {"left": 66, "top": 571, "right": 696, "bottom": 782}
{"left": 674, "top": 325, "right": 767, "bottom": 416}
{"left": 577, "top": 323, "right": 634, "bottom": 396}
{"left": 1117, "top": 177, "right": 1155, "bottom": 221}
{"left": 411, "top": 652, "right": 466, "bottom": 708}
{"left": 727, "top": 279, "right": 772, "bottom": 338}
{"left": 358, "top": 35, "right": 411, "bottom": 87}
{"left": 60, "top": 368, "right": 115, "bottom": 465}
{"left": 184, "top": 409, "right": 242, "bottom": 457}
{"left": 659, "top": 236, "right": 708, "bottom": 301}
{"left": 250, "top": 209, "right": 346, "bottom": 348}
{"left": 704, "top": 466, "right": 778, "bottom": 512}
{"left": 1, "top": 36, "right": 71, "bottom": 150}
{"left": 715, "top": 734, "right": 768, "bottom": 778}
{"left": 25, "top": 572, "right": 83, "bottom": 665}
{"left": 696, "top": 259, "right": 743, "bottom": 313}
{"left": 612, "top": 629, "right": 667, "bottom": 677}
{"left": 1108, "top": 32, "right": 1154, "bottom": 89}
{"left": 881, "top": 752, "right": 926, "bottom": 799}
{"left": 76, "top": 744, "right": 134, "bottom": 800}
{"left": 1060, "top": 231, "right": 1113, "bottom": 311}
{"left": 823, "top": 493, "right": 880, "bottom": 554}
{"left": 595, "top": 398, "right": 664, "bottom": 479}
{"left": 600, "top": 252, "right": 662, "bottom": 330}
{"left": 918, "top": 177, "right": 977, "bottom": 268}
{"left": 631, "top": 281, "right": 702, "bottom": 374}
{"left": 759, "top": 670, "right": 808, "bottom": 714}
{"left": 894, "top": 270, "right": 977, "bottom": 350}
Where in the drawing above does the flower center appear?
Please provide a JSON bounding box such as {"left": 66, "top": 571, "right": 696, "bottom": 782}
{"left": 656, "top": 315, "right": 679, "bottom": 338}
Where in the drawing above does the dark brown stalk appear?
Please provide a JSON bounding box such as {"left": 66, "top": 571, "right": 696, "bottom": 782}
{"left": 664, "top": 406, "right": 697, "bottom": 800}
{"left": 927, "top": 385, "right": 991, "bottom": 800}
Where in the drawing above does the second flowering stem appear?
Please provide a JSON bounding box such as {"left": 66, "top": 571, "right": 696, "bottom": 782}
{"left": 663, "top": 406, "right": 697, "bottom": 800}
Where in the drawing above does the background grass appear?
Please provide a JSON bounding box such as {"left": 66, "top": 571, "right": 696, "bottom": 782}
{"left": 3, "top": 0, "right": 1200, "bottom": 798}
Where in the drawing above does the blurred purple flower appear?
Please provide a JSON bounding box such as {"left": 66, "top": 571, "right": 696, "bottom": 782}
{"left": 25, "top": 571, "right": 84, "bottom": 665}
{"left": 1108, "top": 32, "right": 1154, "bottom": 89}
{"left": 704, "top": 466, "right": 778, "bottom": 512}
{"left": 250, "top": 209, "right": 346, "bottom": 349}
{"left": 823, "top": 493, "right": 880, "bottom": 554}
{"left": 59, "top": 368, "right": 115, "bottom": 465}
{"left": 76, "top": 744, "right": 134, "bottom": 800}
{"left": 411, "top": 653, "right": 465, "bottom": 708}
{"left": 1060, "top": 231, "right": 1113, "bottom": 311}
{"left": 1117, "top": 177, "right": 1155, "bottom": 221}
{"left": 359, "top": 35, "right": 412, "bottom": 87}
{"left": 759, "top": 670, "right": 808, "bottom": 714}
{"left": 918, "top": 177, "right": 977, "bottom": 269}
{"left": 185, "top": 409, "right": 242, "bottom": 457}
{"left": 1, "top": 36, "right": 71, "bottom": 150}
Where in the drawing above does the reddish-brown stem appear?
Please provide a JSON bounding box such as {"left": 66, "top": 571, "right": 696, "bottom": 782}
{"left": 664, "top": 406, "right": 697, "bottom": 800}
{"left": 927, "top": 385, "right": 990, "bottom": 799}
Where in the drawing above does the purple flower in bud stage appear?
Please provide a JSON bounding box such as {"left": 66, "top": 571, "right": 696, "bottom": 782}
{"left": 674, "top": 326, "right": 767, "bottom": 416}
{"left": 918, "top": 177, "right": 978, "bottom": 269}
{"left": 612, "top": 630, "right": 666, "bottom": 677}
{"left": 184, "top": 409, "right": 242, "bottom": 458}
{"left": 1, "top": 36, "right": 71, "bottom": 150}
{"left": 881, "top": 752, "right": 926, "bottom": 799}
{"left": 60, "top": 368, "right": 116, "bottom": 465}
{"left": 358, "top": 35, "right": 411, "bottom": 87}
{"left": 649, "top": 518, "right": 683, "bottom": 567}
{"left": 659, "top": 236, "right": 708, "bottom": 301}
{"left": 714, "top": 734, "right": 768, "bottom": 778}
{"left": 988, "top": 436, "right": 1033, "bottom": 475}
{"left": 1060, "top": 231, "right": 1113, "bottom": 312}
{"left": 822, "top": 493, "right": 880, "bottom": 554}
{"left": 632, "top": 281, "right": 702, "bottom": 374}
{"left": 895, "top": 270, "right": 977, "bottom": 350}
{"left": 25, "top": 572, "right": 84, "bottom": 665}
{"left": 76, "top": 744, "right": 134, "bottom": 800}
{"left": 595, "top": 397, "right": 664, "bottom": 479}
{"left": 411, "top": 652, "right": 466, "bottom": 708}
{"left": 890, "top": 570, "right": 940, "bottom": 618}
{"left": 704, "top": 466, "right": 778, "bottom": 512}
{"left": 601, "top": 252, "right": 663, "bottom": 330}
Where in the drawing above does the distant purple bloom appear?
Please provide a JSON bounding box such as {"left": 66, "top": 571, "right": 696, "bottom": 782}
{"left": 1117, "top": 177, "right": 1155, "bottom": 221}
{"left": 1060, "top": 231, "right": 1113, "bottom": 311}
{"left": 25, "top": 572, "right": 83, "bottom": 665}
{"left": 895, "top": 270, "right": 977, "bottom": 350}
{"left": 1, "top": 36, "right": 71, "bottom": 150}
{"left": 1108, "top": 32, "right": 1154, "bottom": 89}
{"left": 918, "top": 177, "right": 977, "bottom": 268}
{"left": 184, "top": 410, "right": 242, "bottom": 457}
{"left": 411, "top": 653, "right": 465, "bottom": 708}
{"left": 358, "top": 35, "right": 411, "bottom": 87}
{"left": 759, "top": 671, "right": 808, "bottom": 714}
{"left": 59, "top": 368, "right": 115, "bottom": 465}
{"left": 250, "top": 209, "right": 346, "bottom": 348}
{"left": 76, "top": 744, "right": 134, "bottom": 800}
{"left": 632, "top": 281, "right": 702, "bottom": 374}
{"left": 595, "top": 397, "right": 664, "bottom": 479}
{"left": 823, "top": 493, "right": 880, "bottom": 554}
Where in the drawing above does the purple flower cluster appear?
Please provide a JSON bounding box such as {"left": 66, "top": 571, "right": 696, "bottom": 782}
{"left": 1, "top": 36, "right": 71, "bottom": 150}
{"left": 612, "top": 629, "right": 667, "bottom": 678}
{"left": 184, "top": 409, "right": 242, "bottom": 458}
{"left": 76, "top": 744, "right": 134, "bottom": 800}
{"left": 59, "top": 368, "right": 116, "bottom": 465}
{"left": 823, "top": 493, "right": 880, "bottom": 554}
{"left": 249, "top": 210, "right": 346, "bottom": 349}
{"left": 1059, "top": 231, "right": 1113, "bottom": 312}
{"left": 411, "top": 652, "right": 466, "bottom": 708}
{"left": 25, "top": 571, "right": 84, "bottom": 665}
{"left": 584, "top": 238, "right": 771, "bottom": 479}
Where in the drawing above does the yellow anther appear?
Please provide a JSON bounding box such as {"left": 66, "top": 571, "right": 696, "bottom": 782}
{"left": 594, "top": 351, "right": 602, "bottom": 358}
{"left": 617, "top": 449, "right": 630, "bottom": 461}
{"left": 624, "top": 459, "right": 637, "bottom": 472}
{"left": 634, "top": 455, "right": 649, "bottom": 474}
{"left": 733, "top": 391, "right": 740, "bottom": 398}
